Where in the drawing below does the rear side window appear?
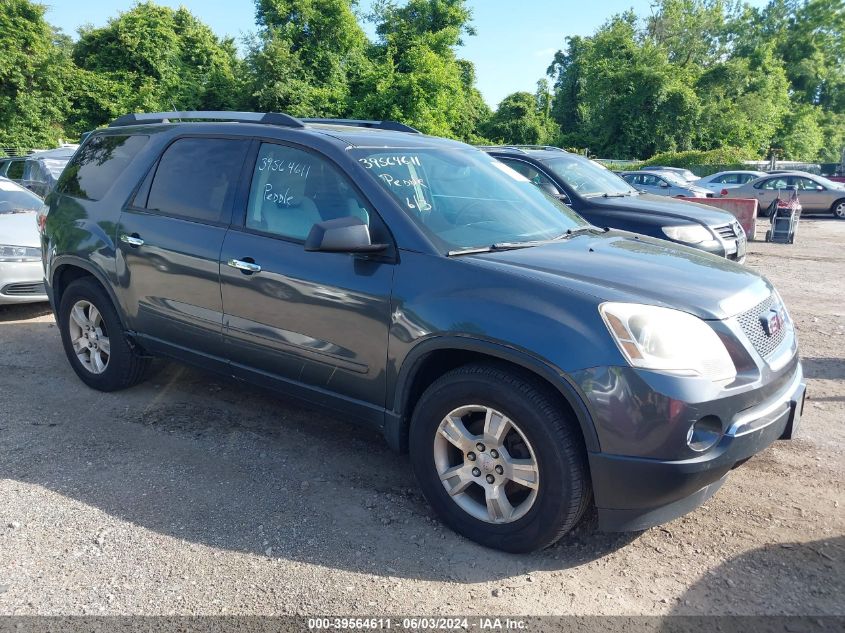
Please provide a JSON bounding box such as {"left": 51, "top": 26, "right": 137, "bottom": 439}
{"left": 6, "top": 160, "right": 24, "bottom": 180}
{"left": 57, "top": 135, "right": 148, "bottom": 201}
{"left": 145, "top": 137, "right": 249, "bottom": 225}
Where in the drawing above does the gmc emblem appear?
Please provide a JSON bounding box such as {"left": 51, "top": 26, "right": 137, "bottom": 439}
{"left": 761, "top": 308, "right": 783, "bottom": 337}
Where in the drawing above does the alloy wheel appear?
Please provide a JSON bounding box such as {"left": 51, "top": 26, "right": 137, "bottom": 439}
{"left": 67, "top": 299, "right": 111, "bottom": 374}
{"left": 433, "top": 405, "right": 539, "bottom": 524}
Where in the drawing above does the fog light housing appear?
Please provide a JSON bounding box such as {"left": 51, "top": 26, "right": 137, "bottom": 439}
{"left": 687, "top": 416, "right": 723, "bottom": 452}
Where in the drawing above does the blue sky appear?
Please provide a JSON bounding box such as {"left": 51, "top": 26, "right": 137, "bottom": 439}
{"left": 44, "top": 0, "right": 770, "bottom": 108}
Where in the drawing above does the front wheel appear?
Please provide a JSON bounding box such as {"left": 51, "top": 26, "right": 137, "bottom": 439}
{"left": 832, "top": 199, "right": 845, "bottom": 219}
{"left": 58, "top": 277, "right": 150, "bottom": 391}
{"left": 409, "top": 363, "right": 590, "bottom": 552}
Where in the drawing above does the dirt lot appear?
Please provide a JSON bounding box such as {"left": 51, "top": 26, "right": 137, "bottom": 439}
{"left": 0, "top": 219, "right": 842, "bottom": 617}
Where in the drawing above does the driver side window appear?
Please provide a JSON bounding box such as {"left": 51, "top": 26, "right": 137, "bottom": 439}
{"left": 246, "top": 143, "right": 371, "bottom": 241}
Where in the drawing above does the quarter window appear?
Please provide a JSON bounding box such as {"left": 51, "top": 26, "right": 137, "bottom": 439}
{"left": 6, "top": 160, "right": 24, "bottom": 180}
{"left": 245, "top": 143, "right": 372, "bottom": 241}
{"left": 56, "top": 135, "right": 149, "bottom": 201}
{"left": 146, "top": 138, "right": 249, "bottom": 224}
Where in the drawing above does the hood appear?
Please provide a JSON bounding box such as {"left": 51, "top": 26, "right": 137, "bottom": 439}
{"left": 467, "top": 231, "right": 770, "bottom": 320}
{"left": 0, "top": 211, "right": 40, "bottom": 248}
{"left": 587, "top": 193, "right": 736, "bottom": 226}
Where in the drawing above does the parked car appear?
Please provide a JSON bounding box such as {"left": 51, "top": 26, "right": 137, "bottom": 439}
{"left": 641, "top": 166, "right": 699, "bottom": 182}
{"left": 21, "top": 146, "right": 77, "bottom": 197}
{"left": 0, "top": 177, "right": 48, "bottom": 303}
{"left": 621, "top": 170, "right": 714, "bottom": 198}
{"left": 41, "top": 112, "right": 803, "bottom": 553}
{"left": 697, "top": 170, "right": 767, "bottom": 196}
{"left": 724, "top": 173, "right": 845, "bottom": 218}
{"left": 484, "top": 147, "right": 746, "bottom": 261}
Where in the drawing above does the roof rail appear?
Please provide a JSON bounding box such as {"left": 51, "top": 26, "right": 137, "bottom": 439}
{"left": 108, "top": 111, "right": 305, "bottom": 128}
{"left": 300, "top": 118, "right": 420, "bottom": 134}
{"left": 477, "top": 144, "right": 566, "bottom": 153}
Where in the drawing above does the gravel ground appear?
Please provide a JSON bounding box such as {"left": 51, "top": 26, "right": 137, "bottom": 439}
{"left": 0, "top": 218, "right": 842, "bottom": 617}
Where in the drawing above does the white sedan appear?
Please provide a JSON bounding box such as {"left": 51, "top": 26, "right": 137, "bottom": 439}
{"left": 697, "top": 170, "right": 767, "bottom": 196}
{"left": 0, "top": 177, "right": 47, "bottom": 304}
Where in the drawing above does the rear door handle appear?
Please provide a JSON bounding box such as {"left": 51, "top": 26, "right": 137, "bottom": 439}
{"left": 227, "top": 259, "right": 261, "bottom": 274}
{"left": 120, "top": 234, "right": 144, "bottom": 247}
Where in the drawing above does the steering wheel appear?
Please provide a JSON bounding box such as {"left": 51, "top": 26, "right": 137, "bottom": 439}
{"left": 452, "top": 200, "right": 491, "bottom": 226}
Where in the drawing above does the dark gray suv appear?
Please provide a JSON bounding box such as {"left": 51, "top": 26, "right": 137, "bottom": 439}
{"left": 40, "top": 112, "right": 805, "bottom": 553}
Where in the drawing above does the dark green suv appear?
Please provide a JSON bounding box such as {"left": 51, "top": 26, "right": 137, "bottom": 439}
{"left": 40, "top": 112, "right": 805, "bottom": 552}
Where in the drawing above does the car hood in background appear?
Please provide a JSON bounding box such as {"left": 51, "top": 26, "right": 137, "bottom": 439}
{"left": 0, "top": 211, "right": 40, "bottom": 248}
{"left": 468, "top": 231, "right": 770, "bottom": 320}
{"left": 587, "top": 193, "right": 736, "bottom": 226}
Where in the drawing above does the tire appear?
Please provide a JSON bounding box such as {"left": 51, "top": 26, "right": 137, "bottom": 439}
{"left": 832, "top": 199, "right": 845, "bottom": 220}
{"left": 58, "top": 277, "right": 150, "bottom": 391}
{"left": 765, "top": 229, "right": 772, "bottom": 242}
{"left": 409, "top": 363, "right": 591, "bottom": 553}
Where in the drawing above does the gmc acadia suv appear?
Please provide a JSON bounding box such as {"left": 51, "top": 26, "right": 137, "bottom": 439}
{"left": 40, "top": 112, "right": 805, "bottom": 552}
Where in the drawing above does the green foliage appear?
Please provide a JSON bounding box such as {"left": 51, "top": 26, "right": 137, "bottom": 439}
{"left": 352, "top": 0, "right": 490, "bottom": 140}
{"left": 0, "top": 0, "right": 72, "bottom": 149}
{"left": 0, "top": 0, "right": 843, "bottom": 167}
{"left": 247, "top": 0, "right": 368, "bottom": 116}
{"left": 641, "top": 147, "right": 757, "bottom": 169}
{"left": 548, "top": 0, "right": 845, "bottom": 161}
{"left": 73, "top": 2, "right": 245, "bottom": 116}
{"left": 482, "top": 84, "right": 557, "bottom": 145}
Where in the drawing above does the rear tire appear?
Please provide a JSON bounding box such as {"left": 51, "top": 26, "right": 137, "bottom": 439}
{"left": 409, "top": 363, "right": 590, "bottom": 552}
{"left": 58, "top": 277, "right": 149, "bottom": 391}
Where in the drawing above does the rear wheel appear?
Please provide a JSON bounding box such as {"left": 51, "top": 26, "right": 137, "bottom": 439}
{"left": 832, "top": 199, "right": 845, "bottom": 219}
{"left": 58, "top": 277, "right": 149, "bottom": 391}
{"left": 409, "top": 363, "right": 590, "bottom": 552}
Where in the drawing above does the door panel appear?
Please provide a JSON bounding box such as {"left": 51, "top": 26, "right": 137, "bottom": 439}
{"left": 220, "top": 233, "right": 394, "bottom": 405}
{"left": 115, "top": 136, "right": 250, "bottom": 356}
{"left": 116, "top": 210, "right": 228, "bottom": 356}
{"left": 220, "top": 141, "right": 395, "bottom": 408}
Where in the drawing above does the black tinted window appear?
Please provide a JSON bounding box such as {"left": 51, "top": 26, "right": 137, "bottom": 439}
{"left": 146, "top": 138, "right": 249, "bottom": 224}
{"left": 6, "top": 160, "right": 25, "bottom": 180}
{"left": 56, "top": 135, "right": 147, "bottom": 201}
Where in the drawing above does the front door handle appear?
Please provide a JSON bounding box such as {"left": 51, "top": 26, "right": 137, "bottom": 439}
{"left": 120, "top": 234, "right": 144, "bottom": 247}
{"left": 227, "top": 258, "right": 261, "bottom": 274}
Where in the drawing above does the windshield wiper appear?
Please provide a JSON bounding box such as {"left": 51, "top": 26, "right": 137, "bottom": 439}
{"left": 447, "top": 241, "right": 543, "bottom": 256}
{"left": 447, "top": 229, "right": 594, "bottom": 256}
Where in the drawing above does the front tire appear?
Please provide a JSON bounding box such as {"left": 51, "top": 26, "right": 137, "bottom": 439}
{"left": 409, "top": 363, "right": 590, "bottom": 552}
{"left": 58, "top": 277, "right": 149, "bottom": 391}
{"left": 832, "top": 199, "right": 845, "bottom": 219}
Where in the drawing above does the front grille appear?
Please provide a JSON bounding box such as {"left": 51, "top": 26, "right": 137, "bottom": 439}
{"left": 737, "top": 294, "right": 788, "bottom": 359}
{"left": 713, "top": 223, "right": 738, "bottom": 239}
{"left": 1, "top": 282, "right": 46, "bottom": 296}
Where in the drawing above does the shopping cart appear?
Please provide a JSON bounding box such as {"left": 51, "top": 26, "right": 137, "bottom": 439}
{"left": 765, "top": 188, "right": 801, "bottom": 244}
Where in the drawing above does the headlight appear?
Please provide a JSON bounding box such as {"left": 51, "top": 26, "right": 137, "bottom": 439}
{"left": 661, "top": 224, "right": 713, "bottom": 244}
{"left": 0, "top": 245, "right": 42, "bottom": 262}
{"left": 600, "top": 302, "right": 737, "bottom": 383}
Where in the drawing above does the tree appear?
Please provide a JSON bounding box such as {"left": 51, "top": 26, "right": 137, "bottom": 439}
{"left": 483, "top": 83, "right": 557, "bottom": 145}
{"left": 352, "top": 0, "right": 490, "bottom": 140}
{"left": 0, "top": 0, "right": 73, "bottom": 149}
{"left": 547, "top": 12, "right": 701, "bottom": 158}
{"left": 246, "top": 0, "right": 369, "bottom": 116}
{"left": 73, "top": 2, "right": 245, "bottom": 117}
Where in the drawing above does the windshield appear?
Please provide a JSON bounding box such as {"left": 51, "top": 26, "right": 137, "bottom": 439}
{"left": 542, "top": 156, "right": 636, "bottom": 197}
{"left": 0, "top": 180, "right": 42, "bottom": 212}
{"left": 353, "top": 148, "right": 590, "bottom": 251}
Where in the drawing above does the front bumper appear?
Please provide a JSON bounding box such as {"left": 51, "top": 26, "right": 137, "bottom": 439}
{"left": 0, "top": 260, "right": 48, "bottom": 304}
{"left": 581, "top": 361, "right": 805, "bottom": 532}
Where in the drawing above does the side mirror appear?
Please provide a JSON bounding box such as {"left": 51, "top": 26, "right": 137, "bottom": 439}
{"left": 816, "top": 185, "right": 824, "bottom": 191}
{"left": 660, "top": 181, "right": 670, "bottom": 188}
{"left": 305, "top": 217, "right": 388, "bottom": 253}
